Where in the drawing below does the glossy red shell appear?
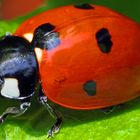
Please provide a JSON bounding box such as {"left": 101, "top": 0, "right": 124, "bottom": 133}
{"left": 15, "top": 5, "right": 140, "bottom": 110}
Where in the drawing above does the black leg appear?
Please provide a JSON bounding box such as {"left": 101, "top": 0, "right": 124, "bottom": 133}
{"left": 39, "top": 94, "right": 62, "bottom": 137}
{"left": 0, "top": 98, "right": 31, "bottom": 124}
{"left": 101, "top": 105, "right": 121, "bottom": 114}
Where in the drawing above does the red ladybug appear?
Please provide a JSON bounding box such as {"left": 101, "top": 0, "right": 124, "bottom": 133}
{"left": 0, "top": 3, "right": 140, "bottom": 137}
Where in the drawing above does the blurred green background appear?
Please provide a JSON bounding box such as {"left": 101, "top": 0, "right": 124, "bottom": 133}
{"left": 0, "top": 0, "right": 140, "bottom": 140}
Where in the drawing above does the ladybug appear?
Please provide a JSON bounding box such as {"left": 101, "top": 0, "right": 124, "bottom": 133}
{"left": 0, "top": 3, "right": 140, "bottom": 137}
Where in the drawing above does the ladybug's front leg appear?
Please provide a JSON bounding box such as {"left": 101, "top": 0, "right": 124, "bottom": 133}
{"left": 0, "top": 98, "right": 31, "bottom": 123}
{"left": 38, "top": 85, "right": 62, "bottom": 137}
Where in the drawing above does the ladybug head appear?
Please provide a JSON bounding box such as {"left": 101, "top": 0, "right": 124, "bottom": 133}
{"left": 0, "top": 35, "right": 37, "bottom": 100}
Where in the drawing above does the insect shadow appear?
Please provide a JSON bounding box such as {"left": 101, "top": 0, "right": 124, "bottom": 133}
{"left": 0, "top": 94, "right": 140, "bottom": 138}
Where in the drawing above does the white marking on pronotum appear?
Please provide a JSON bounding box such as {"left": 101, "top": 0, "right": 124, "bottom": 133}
{"left": 23, "top": 33, "right": 33, "bottom": 42}
{"left": 1, "top": 78, "right": 20, "bottom": 98}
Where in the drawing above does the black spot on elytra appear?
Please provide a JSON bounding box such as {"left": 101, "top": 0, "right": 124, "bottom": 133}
{"left": 31, "top": 23, "right": 60, "bottom": 50}
{"left": 74, "top": 3, "right": 94, "bottom": 10}
{"left": 83, "top": 80, "right": 96, "bottom": 96}
{"left": 96, "top": 28, "right": 113, "bottom": 53}
{"left": 34, "top": 23, "right": 55, "bottom": 36}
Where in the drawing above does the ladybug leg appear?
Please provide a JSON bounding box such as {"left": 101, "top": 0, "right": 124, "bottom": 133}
{"left": 101, "top": 105, "right": 121, "bottom": 114}
{"left": 38, "top": 86, "right": 62, "bottom": 137}
{"left": 0, "top": 98, "right": 31, "bottom": 124}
